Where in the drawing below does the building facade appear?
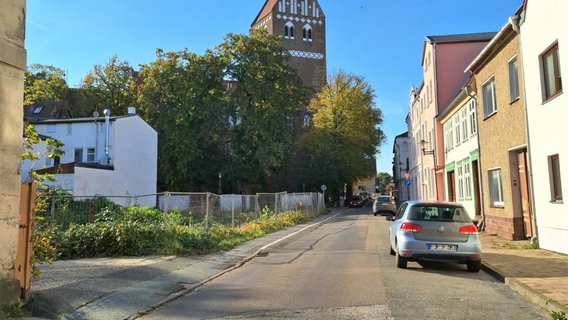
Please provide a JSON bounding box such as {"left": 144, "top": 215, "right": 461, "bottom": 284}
{"left": 466, "top": 19, "right": 530, "bottom": 240}
{"left": 251, "top": 0, "right": 326, "bottom": 92}
{"left": 0, "top": 0, "right": 26, "bottom": 307}
{"left": 22, "top": 109, "right": 158, "bottom": 207}
{"left": 438, "top": 82, "right": 482, "bottom": 221}
{"left": 520, "top": 0, "right": 568, "bottom": 253}
{"left": 393, "top": 132, "right": 410, "bottom": 204}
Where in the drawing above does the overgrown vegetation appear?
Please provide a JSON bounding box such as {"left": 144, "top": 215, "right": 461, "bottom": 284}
{"left": 33, "top": 203, "right": 310, "bottom": 261}
{"left": 551, "top": 310, "right": 567, "bottom": 320}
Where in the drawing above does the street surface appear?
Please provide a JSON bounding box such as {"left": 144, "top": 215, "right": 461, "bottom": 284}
{"left": 139, "top": 207, "right": 547, "bottom": 320}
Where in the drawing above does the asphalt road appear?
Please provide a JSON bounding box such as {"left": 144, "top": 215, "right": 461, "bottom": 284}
{"left": 139, "top": 208, "right": 547, "bottom": 320}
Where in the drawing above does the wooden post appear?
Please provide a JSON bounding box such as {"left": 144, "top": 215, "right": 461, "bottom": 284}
{"left": 15, "top": 182, "right": 36, "bottom": 302}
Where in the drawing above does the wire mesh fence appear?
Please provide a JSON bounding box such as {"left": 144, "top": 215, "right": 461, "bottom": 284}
{"left": 36, "top": 191, "right": 325, "bottom": 228}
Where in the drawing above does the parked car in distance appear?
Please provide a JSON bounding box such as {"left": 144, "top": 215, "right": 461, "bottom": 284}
{"left": 386, "top": 201, "right": 482, "bottom": 272}
{"left": 373, "top": 195, "right": 396, "bottom": 216}
{"left": 348, "top": 196, "right": 364, "bottom": 208}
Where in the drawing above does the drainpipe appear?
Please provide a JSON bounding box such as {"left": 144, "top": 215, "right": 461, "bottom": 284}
{"left": 464, "top": 84, "right": 486, "bottom": 231}
{"left": 100, "top": 109, "right": 112, "bottom": 165}
{"left": 511, "top": 13, "right": 539, "bottom": 244}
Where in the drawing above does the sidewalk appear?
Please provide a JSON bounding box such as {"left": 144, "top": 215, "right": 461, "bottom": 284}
{"left": 20, "top": 214, "right": 568, "bottom": 319}
{"left": 479, "top": 232, "right": 568, "bottom": 316}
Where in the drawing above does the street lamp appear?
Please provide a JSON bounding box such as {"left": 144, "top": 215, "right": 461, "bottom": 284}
{"left": 420, "top": 139, "right": 434, "bottom": 156}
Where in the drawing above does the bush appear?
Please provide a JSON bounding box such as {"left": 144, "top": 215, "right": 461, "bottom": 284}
{"left": 49, "top": 209, "right": 312, "bottom": 260}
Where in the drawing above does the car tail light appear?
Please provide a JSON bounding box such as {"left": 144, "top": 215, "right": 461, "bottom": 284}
{"left": 400, "top": 222, "right": 423, "bottom": 232}
{"left": 459, "top": 225, "right": 478, "bottom": 235}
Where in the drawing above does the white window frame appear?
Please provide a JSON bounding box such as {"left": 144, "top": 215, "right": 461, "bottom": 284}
{"left": 508, "top": 56, "right": 520, "bottom": 102}
{"left": 488, "top": 168, "right": 504, "bottom": 206}
{"left": 468, "top": 99, "right": 477, "bottom": 136}
{"left": 482, "top": 77, "right": 497, "bottom": 118}
{"left": 284, "top": 22, "right": 295, "bottom": 39}
{"left": 457, "top": 161, "right": 464, "bottom": 200}
{"left": 86, "top": 148, "right": 96, "bottom": 163}
{"left": 464, "top": 160, "right": 472, "bottom": 199}
{"left": 461, "top": 107, "right": 468, "bottom": 142}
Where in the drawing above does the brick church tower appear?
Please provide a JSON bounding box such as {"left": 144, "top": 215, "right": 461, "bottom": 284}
{"left": 252, "top": 0, "right": 327, "bottom": 92}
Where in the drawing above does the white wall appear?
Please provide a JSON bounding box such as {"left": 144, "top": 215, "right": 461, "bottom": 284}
{"left": 24, "top": 115, "right": 158, "bottom": 208}
{"left": 520, "top": 0, "right": 568, "bottom": 254}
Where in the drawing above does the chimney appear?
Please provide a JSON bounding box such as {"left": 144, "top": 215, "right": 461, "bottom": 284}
{"left": 128, "top": 106, "right": 136, "bottom": 115}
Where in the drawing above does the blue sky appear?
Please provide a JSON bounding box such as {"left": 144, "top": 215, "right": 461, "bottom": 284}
{"left": 26, "top": 0, "right": 521, "bottom": 174}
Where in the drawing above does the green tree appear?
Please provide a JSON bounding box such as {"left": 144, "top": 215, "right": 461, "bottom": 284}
{"left": 80, "top": 55, "right": 137, "bottom": 116}
{"left": 214, "top": 30, "right": 308, "bottom": 193}
{"left": 137, "top": 49, "right": 227, "bottom": 191}
{"left": 376, "top": 172, "right": 392, "bottom": 194}
{"left": 24, "top": 64, "right": 68, "bottom": 105}
{"left": 300, "top": 71, "right": 385, "bottom": 201}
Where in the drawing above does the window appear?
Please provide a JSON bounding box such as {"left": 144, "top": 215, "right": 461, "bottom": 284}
{"left": 87, "top": 148, "right": 96, "bottom": 162}
{"left": 32, "top": 106, "right": 43, "bottom": 114}
{"left": 457, "top": 162, "right": 464, "bottom": 200}
{"left": 488, "top": 169, "right": 504, "bottom": 206}
{"left": 482, "top": 78, "right": 497, "bottom": 117}
{"left": 444, "top": 121, "right": 453, "bottom": 152}
{"left": 454, "top": 115, "right": 461, "bottom": 145}
{"left": 464, "top": 161, "right": 472, "bottom": 199}
{"left": 67, "top": 123, "right": 72, "bottom": 136}
{"left": 74, "top": 148, "right": 83, "bottom": 162}
{"left": 468, "top": 99, "right": 477, "bottom": 135}
{"left": 284, "top": 22, "right": 295, "bottom": 39}
{"left": 303, "top": 114, "right": 311, "bottom": 127}
{"left": 460, "top": 108, "right": 467, "bottom": 142}
{"left": 549, "top": 154, "right": 563, "bottom": 201}
{"left": 508, "top": 57, "right": 520, "bottom": 102}
{"left": 302, "top": 25, "right": 312, "bottom": 42}
{"left": 542, "top": 43, "right": 562, "bottom": 101}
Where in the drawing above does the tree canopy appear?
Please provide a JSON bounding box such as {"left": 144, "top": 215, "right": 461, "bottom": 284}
{"left": 299, "top": 71, "right": 385, "bottom": 200}
{"left": 214, "top": 30, "right": 307, "bottom": 193}
{"left": 80, "top": 55, "right": 137, "bottom": 116}
{"left": 24, "top": 64, "right": 68, "bottom": 105}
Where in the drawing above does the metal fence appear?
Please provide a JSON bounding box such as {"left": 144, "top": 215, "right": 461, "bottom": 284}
{"left": 36, "top": 191, "right": 325, "bottom": 228}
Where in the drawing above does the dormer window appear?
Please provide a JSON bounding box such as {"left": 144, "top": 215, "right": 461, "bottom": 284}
{"left": 302, "top": 24, "right": 312, "bottom": 42}
{"left": 284, "top": 22, "right": 295, "bottom": 39}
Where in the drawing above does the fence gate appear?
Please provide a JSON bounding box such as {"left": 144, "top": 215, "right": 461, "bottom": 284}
{"left": 15, "top": 183, "right": 36, "bottom": 302}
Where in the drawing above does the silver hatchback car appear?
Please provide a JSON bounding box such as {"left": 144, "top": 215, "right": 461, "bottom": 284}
{"left": 373, "top": 195, "right": 396, "bottom": 216}
{"left": 387, "top": 201, "right": 482, "bottom": 272}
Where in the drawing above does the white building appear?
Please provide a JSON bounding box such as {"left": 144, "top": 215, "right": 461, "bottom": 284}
{"left": 519, "top": 0, "right": 568, "bottom": 254}
{"left": 393, "top": 132, "right": 410, "bottom": 203}
{"left": 22, "top": 108, "right": 158, "bottom": 207}
{"left": 438, "top": 85, "right": 482, "bottom": 221}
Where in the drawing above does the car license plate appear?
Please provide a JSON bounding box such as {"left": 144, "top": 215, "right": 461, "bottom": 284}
{"left": 428, "top": 244, "right": 457, "bottom": 252}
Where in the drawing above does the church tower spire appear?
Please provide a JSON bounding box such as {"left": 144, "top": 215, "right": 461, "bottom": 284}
{"left": 252, "top": 0, "right": 327, "bottom": 92}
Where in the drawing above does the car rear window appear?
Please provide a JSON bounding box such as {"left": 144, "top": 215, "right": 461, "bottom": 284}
{"left": 378, "top": 197, "right": 391, "bottom": 203}
{"left": 407, "top": 206, "right": 471, "bottom": 222}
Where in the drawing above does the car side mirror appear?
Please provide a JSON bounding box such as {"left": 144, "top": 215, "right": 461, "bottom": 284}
{"left": 385, "top": 215, "right": 394, "bottom": 221}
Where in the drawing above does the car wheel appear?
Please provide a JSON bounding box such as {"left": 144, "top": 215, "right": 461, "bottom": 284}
{"left": 389, "top": 246, "right": 395, "bottom": 256}
{"left": 373, "top": 212, "right": 377, "bottom": 216}
{"left": 395, "top": 244, "right": 407, "bottom": 268}
{"left": 467, "top": 260, "right": 481, "bottom": 272}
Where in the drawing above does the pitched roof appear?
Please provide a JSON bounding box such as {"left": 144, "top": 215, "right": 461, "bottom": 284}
{"left": 252, "top": 0, "right": 277, "bottom": 27}
{"left": 24, "top": 101, "right": 73, "bottom": 121}
{"left": 425, "top": 32, "right": 497, "bottom": 44}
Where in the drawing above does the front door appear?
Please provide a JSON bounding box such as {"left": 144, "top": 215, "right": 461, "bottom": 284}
{"left": 518, "top": 150, "right": 533, "bottom": 238}
{"left": 447, "top": 170, "right": 456, "bottom": 202}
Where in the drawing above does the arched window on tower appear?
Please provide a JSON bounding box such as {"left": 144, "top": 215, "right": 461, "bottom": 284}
{"left": 302, "top": 24, "right": 312, "bottom": 42}
{"left": 285, "top": 22, "right": 295, "bottom": 39}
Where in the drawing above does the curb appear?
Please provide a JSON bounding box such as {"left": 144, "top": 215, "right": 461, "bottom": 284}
{"left": 482, "top": 260, "right": 568, "bottom": 316}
